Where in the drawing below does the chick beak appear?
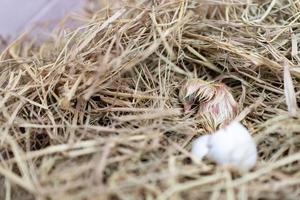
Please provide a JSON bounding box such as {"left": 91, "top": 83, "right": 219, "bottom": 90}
{"left": 183, "top": 102, "right": 192, "bottom": 113}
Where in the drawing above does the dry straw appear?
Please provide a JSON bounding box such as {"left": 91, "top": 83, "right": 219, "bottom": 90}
{"left": 0, "top": 0, "right": 300, "bottom": 199}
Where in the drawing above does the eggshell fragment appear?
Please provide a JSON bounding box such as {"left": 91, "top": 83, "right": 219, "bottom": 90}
{"left": 191, "top": 121, "right": 257, "bottom": 172}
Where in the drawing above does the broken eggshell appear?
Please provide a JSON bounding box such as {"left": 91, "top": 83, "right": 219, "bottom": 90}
{"left": 191, "top": 121, "right": 257, "bottom": 173}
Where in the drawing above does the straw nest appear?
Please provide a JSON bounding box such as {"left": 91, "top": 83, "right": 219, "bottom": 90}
{"left": 0, "top": 0, "right": 300, "bottom": 199}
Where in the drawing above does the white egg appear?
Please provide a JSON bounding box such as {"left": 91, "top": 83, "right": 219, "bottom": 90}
{"left": 191, "top": 121, "right": 257, "bottom": 172}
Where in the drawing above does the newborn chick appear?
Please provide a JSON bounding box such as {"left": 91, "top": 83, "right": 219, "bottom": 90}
{"left": 191, "top": 121, "right": 257, "bottom": 173}
{"left": 179, "top": 79, "right": 238, "bottom": 131}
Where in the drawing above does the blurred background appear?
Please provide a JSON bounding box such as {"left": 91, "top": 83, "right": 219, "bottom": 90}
{"left": 0, "top": 0, "right": 85, "bottom": 39}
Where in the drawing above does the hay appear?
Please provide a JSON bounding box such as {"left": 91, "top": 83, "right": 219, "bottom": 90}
{"left": 0, "top": 0, "right": 300, "bottom": 199}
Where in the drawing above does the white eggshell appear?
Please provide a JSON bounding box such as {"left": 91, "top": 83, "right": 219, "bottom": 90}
{"left": 191, "top": 135, "right": 210, "bottom": 160}
{"left": 191, "top": 121, "right": 257, "bottom": 172}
